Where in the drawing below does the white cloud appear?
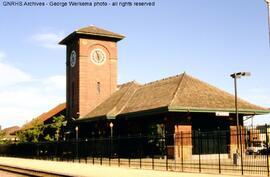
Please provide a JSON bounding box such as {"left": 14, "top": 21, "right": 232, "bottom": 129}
{"left": 0, "top": 51, "right": 65, "bottom": 129}
{"left": 0, "top": 51, "right": 6, "bottom": 61}
{"left": 31, "top": 32, "right": 65, "bottom": 49}
{"left": 42, "top": 75, "right": 66, "bottom": 93}
{"left": 0, "top": 76, "right": 66, "bottom": 129}
{"left": 0, "top": 53, "right": 32, "bottom": 87}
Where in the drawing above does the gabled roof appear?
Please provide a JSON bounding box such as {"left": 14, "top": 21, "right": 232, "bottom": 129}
{"left": 21, "top": 103, "right": 66, "bottom": 130}
{"left": 59, "top": 25, "right": 125, "bottom": 45}
{"left": 79, "top": 73, "right": 269, "bottom": 121}
{"left": 81, "top": 81, "right": 140, "bottom": 120}
{"left": 2, "top": 126, "right": 20, "bottom": 137}
{"left": 168, "top": 73, "right": 267, "bottom": 114}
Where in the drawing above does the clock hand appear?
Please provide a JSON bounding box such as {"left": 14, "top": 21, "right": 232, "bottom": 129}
{"left": 96, "top": 51, "right": 100, "bottom": 61}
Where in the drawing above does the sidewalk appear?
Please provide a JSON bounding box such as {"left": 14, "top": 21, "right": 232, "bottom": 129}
{"left": 0, "top": 157, "right": 258, "bottom": 177}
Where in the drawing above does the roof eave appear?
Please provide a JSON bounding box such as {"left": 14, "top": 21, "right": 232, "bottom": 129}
{"left": 76, "top": 31, "right": 125, "bottom": 40}
{"left": 119, "top": 107, "right": 169, "bottom": 118}
{"left": 59, "top": 31, "right": 124, "bottom": 45}
{"left": 168, "top": 106, "right": 270, "bottom": 115}
{"left": 77, "top": 115, "right": 107, "bottom": 122}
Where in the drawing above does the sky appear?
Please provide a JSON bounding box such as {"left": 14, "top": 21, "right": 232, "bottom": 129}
{"left": 0, "top": 0, "right": 269, "bottom": 129}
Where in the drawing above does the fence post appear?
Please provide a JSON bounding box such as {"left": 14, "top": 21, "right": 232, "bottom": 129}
{"left": 198, "top": 129, "right": 201, "bottom": 173}
{"left": 128, "top": 155, "right": 130, "bottom": 167}
{"left": 166, "top": 135, "right": 168, "bottom": 171}
{"left": 181, "top": 131, "right": 183, "bottom": 172}
{"left": 152, "top": 155, "right": 154, "bottom": 170}
{"left": 217, "top": 127, "right": 221, "bottom": 174}
{"left": 265, "top": 124, "right": 269, "bottom": 177}
{"left": 239, "top": 127, "right": 244, "bottom": 175}
{"left": 139, "top": 134, "right": 142, "bottom": 169}
{"left": 100, "top": 154, "right": 102, "bottom": 165}
{"left": 92, "top": 138, "right": 95, "bottom": 164}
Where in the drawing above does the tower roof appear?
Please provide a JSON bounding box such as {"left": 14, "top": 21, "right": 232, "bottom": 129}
{"left": 59, "top": 26, "right": 125, "bottom": 45}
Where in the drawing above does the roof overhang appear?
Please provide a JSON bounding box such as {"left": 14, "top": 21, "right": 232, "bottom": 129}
{"left": 168, "top": 106, "right": 270, "bottom": 115}
{"left": 76, "top": 106, "right": 269, "bottom": 122}
{"left": 59, "top": 31, "right": 124, "bottom": 45}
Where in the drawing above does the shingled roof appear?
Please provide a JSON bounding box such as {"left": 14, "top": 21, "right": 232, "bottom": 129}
{"left": 59, "top": 25, "right": 125, "bottom": 45}
{"left": 21, "top": 103, "right": 66, "bottom": 130}
{"left": 79, "top": 73, "right": 269, "bottom": 121}
{"left": 1, "top": 126, "right": 20, "bottom": 138}
{"left": 81, "top": 81, "right": 140, "bottom": 120}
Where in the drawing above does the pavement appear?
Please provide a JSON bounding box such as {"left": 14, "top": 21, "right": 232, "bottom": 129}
{"left": 0, "top": 157, "right": 261, "bottom": 177}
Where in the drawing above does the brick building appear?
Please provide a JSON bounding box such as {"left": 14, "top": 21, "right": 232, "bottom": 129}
{"left": 60, "top": 26, "right": 269, "bottom": 159}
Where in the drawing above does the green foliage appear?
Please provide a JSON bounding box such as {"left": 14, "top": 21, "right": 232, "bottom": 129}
{"left": 0, "top": 130, "right": 7, "bottom": 144}
{"left": 16, "top": 115, "right": 65, "bottom": 143}
{"left": 44, "top": 134, "right": 54, "bottom": 142}
{"left": 16, "top": 130, "right": 27, "bottom": 143}
{"left": 16, "top": 120, "right": 44, "bottom": 143}
{"left": 43, "top": 115, "right": 65, "bottom": 142}
{"left": 0, "top": 130, "right": 5, "bottom": 139}
{"left": 51, "top": 115, "right": 65, "bottom": 141}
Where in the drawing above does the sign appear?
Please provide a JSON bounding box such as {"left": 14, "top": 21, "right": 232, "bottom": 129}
{"left": 216, "top": 112, "right": 229, "bottom": 116}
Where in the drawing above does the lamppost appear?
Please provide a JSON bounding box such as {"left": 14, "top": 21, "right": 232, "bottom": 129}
{"left": 109, "top": 122, "right": 114, "bottom": 138}
{"left": 109, "top": 122, "right": 114, "bottom": 157}
{"left": 230, "top": 72, "right": 251, "bottom": 152}
{"left": 75, "top": 126, "right": 79, "bottom": 159}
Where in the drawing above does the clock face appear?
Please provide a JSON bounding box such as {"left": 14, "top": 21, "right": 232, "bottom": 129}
{"left": 70, "top": 50, "right": 76, "bottom": 67}
{"left": 90, "top": 48, "right": 106, "bottom": 65}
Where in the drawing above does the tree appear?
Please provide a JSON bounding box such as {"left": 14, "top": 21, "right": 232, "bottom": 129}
{"left": 0, "top": 130, "right": 6, "bottom": 144}
{"left": 43, "top": 115, "right": 65, "bottom": 142}
{"left": 16, "top": 115, "right": 65, "bottom": 143}
{"left": 16, "top": 119, "right": 44, "bottom": 143}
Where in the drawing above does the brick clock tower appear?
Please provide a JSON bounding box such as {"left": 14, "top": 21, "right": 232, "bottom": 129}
{"left": 60, "top": 26, "right": 124, "bottom": 120}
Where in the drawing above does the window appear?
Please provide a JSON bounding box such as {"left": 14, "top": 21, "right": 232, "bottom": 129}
{"left": 71, "top": 81, "right": 75, "bottom": 108}
{"left": 97, "top": 82, "right": 101, "bottom": 94}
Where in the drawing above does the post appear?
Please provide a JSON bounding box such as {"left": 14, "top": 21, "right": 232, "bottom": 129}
{"left": 240, "top": 127, "right": 244, "bottom": 175}
{"left": 198, "top": 129, "right": 201, "bottom": 173}
{"left": 152, "top": 155, "right": 154, "bottom": 170}
{"left": 181, "top": 131, "right": 184, "bottom": 172}
{"left": 166, "top": 136, "right": 168, "bottom": 171}
{"left": 110, "top": 122, "right": 114, "bottom": 138}
{"left": 265, "top": 124, "right": 269, "bottom": 176}
{"left": 217, "top": 127, "right": 221, "bottom": 174}
{"left": 230, "top": 72, "right": 251, "bottom": 161}
{"left": 75, "top": 126, "right": 79, "bottom": 160}
{"left": 128, "top": 155, "right": 130, "bottom": 167}
{"left": 109, "top": 122, "right": 114, "bottom": 158}
{"left": 100, "top": 154, "right": 102, "bottom": 165}
{"left": 139, "top": 134, "right": 142, "bottom": 169}
{"left": 233, "top": 76, "right": 240, "bottom": 151}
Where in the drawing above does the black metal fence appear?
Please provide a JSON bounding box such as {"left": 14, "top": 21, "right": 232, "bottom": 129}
{"left": 1, "top": 126, "right": 270, "bottom": 176}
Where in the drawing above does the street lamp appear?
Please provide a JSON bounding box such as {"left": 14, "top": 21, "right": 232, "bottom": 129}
{"left": 109, "top": 122, "right": 114, "bottom": 138}
{"left": 75, "top": 126, "right": 79, "bottom": 159}
{"left": 109, "top": 122, "right": 114, "bottom": 157}
{"left": 230, "top": 72, "right": 251, "bottom": 152}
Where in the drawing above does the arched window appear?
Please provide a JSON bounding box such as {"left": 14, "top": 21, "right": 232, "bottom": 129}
{"left": 97, "top": 82, "right": 101, "bottom": 94}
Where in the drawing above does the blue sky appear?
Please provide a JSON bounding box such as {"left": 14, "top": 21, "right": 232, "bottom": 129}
{"left": 0, "top": 0, "right": 269, "bottom": 128}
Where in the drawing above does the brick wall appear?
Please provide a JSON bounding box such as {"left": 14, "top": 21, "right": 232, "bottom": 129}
{"left": 67, "top": 37, "right": 118, "bottom": 119}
